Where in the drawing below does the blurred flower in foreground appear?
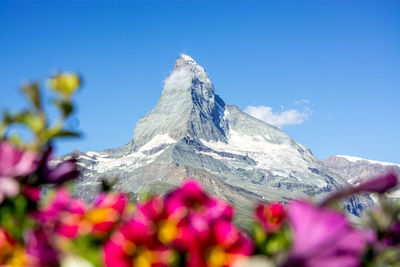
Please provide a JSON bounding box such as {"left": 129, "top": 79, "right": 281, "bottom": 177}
{"left": 0, "top": 141, "right": 38, "bottom": 202}
{"left": 253, "top": 202, "right": 290, "bottom": 257}
{"left": 281, "top": 173, "right": 398, "bottom": 267}
{"left": 255, "top": 203, "right": 285, "bottom": 233}
{"left": 103, "top": 216, "right": 176, "bottom": 267}
{"left": 48, "top": 72, "right": 81, "bottom": 98}
{"left": 103, "top": 180, "right": 253, "bottom": 267}
{"left": 164, "top": 180, "right": 234, "bottom": 223}
{"left": 321, "top": 172, "right": 398, "bottom": 206}
{"left": 37, "top": 188, "right": 86, "bottom": 238}
{"left": 81, "top": 192, "right": 128, "bottom": 237}
{"left": 0, "top": 228, "right": 28, "bottom": 266}
{"left": 35, "top": 147, "right": 79, "bottom": 185}
{"left": 25, "top": 228, "right": 60, "bottom": 267}
{"left": 383, "top": 222, "right": 400, "bottom": 246}
{"left": 282, "top": 200, "right": 374, "bottom": 267}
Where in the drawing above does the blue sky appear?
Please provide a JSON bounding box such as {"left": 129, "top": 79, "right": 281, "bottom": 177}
{"left": 0, "top": 0, "right": 399, "bottom": 163}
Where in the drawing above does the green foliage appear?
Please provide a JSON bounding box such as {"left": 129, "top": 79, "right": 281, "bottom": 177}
{"left": 253, "top": 223, "right": 291, "bottom": 258}
{"left": 1, "top": 72, "right": 81, "bottom": 150}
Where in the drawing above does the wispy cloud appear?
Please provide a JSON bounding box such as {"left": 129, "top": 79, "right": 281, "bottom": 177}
{"left": 244, "top": 101, "right": 312, "bottom": 128}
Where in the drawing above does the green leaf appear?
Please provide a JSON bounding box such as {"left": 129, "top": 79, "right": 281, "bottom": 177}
{"left": 8, "top": 134, "right": 23, "bottom": 146}
{"left": 14, "top": 111, "right": 45, "bottom": 134}
{"left": 53, "top": 99, "right": 74, "bottom": 117}
{"left": 42, "top": 126, "right": 81, "bottom": 143}
{"left": 22, "top": 82, "right": 41, "bottom": 110}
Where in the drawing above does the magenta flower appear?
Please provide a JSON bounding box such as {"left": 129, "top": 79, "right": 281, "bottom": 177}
{"left": 37, "top": 188, "right": 86, "bottom": 238}
{"left": 163, "top": 180, "right": 253, "bottom": 266}
{"left": 181, "top": 216, "right": 254, "bottom": 267}
{"left": 282, "top": 200, "right": 373, "bottom": 267}
{"left": 102, "top": 216, "right": 175, "bottom": 267}
{"left": 103, "top": 180, "right": 253, "bottom": 267}
{"left": 353, "top": 172, "right": 398, "bottom": 194}
{"left": 0, "top": 141, "right": 38, "bottom": 202}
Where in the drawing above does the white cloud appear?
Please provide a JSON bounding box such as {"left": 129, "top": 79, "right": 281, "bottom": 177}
{"left": 295, "top": 99, "right": 310, "bottom": 105}
{"left": 164, "top": 68, "right": 193, "bottom": 92}
{"left": 244, "top": 105, "right": 311, "bottom": 128}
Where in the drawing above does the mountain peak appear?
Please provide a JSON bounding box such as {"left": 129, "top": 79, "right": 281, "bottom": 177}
{"left": 174, "top": 54, "right": 199, "bottom": 71}
{"left": 131, "top": 54, "right": 226, "bottom": 150}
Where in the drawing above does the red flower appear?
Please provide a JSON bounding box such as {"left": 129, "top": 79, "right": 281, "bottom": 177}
{"left": 255, "top": 203, "right": 285, "bottom": 232}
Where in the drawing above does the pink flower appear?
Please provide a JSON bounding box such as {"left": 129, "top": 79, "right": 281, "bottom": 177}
{"left": 0, "top": 141, "right": 38, "bottom": 202}
{"left": 0, "top": 177, "right": 19, "bottom": 202}
{"left": 282, "top": 200, "right": 373, "bottom": 267}
{"left": 164, "top": 179, "right": 233, "bottom": 222}
{"left": 255, "top": 203, "right": 285, "bottom": 232}
{"left": 0, "top": 141, "right": 38, "bottom": 178}
{"left": 37, "top": 188, "right": 86, "bottom": 238}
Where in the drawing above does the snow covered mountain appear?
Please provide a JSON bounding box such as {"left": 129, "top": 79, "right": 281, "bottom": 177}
{"left": 66, "top": 54, "right": 373, "bottom": 224}
{"left": 323, "top": 155, "right": 400, "bottom": 199}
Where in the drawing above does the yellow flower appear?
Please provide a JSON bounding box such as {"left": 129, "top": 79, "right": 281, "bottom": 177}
{"left": 158, "top": 219, "right": 178, "bottom": 244}
{"left": 48, "top": 72, "right": 81, "bottom": 97}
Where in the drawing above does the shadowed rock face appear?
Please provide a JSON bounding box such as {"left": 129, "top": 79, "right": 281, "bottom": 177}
{"left": 66, "top": 54, "right": 374, "bottom": 225}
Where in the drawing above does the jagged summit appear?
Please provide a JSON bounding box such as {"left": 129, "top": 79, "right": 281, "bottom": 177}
{"left": 174, "top": 54, "right": 203, "bottom": 72}
{"left": 69, "top": 55, "right": 374, "bottom": 224}
{"left": 131, "top": 54, "right": 225, "bottom": 151}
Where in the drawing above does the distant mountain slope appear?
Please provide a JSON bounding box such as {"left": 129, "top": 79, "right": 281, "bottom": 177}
{"left": 323, "top": 155, "right": 400, "bottom": 199}
{"left": 65, "top": 55, "right": 373, "bottom": 224}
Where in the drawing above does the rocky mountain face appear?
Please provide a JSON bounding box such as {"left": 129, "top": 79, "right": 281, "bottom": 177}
{"left": 64, "top": 54, "right": 374, "bottom": 226}
{"left": 323, "top": 155, "right": 400, "bottom": 200}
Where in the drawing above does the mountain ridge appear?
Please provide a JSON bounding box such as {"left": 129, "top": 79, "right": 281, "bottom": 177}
{"left": 323, "top": 155, "right": 400, "bottom": 200}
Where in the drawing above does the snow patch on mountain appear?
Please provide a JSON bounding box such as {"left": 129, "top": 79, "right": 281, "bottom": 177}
{"left": 77, "top": 134, "right": 176, "bottom": 174}
{"left": 200, "top": 129, "right": 317, "bottom": 179}
{"left": 335, "top": 155, "right": 400, "bottom": 168}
